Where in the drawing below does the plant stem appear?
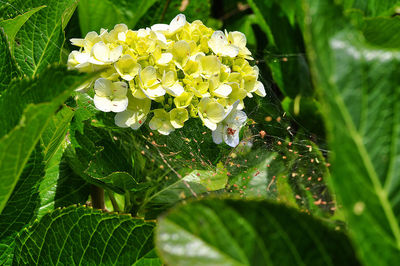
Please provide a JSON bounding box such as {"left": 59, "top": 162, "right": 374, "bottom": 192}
{"left": 90, "top": 185, "right": 105, "bottom": 210}
{"left": 107, "top": 189, "right": 120, "bottom": 212}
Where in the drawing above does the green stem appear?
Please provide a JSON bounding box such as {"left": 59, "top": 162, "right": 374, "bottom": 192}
{"left": 107, "top": 190, "right": 120, "bottom": 212}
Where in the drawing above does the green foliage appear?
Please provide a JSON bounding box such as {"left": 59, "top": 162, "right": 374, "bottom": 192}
{"left": 0, "top": 5, "right": 45, "bottom": 51}
{"left": 0, "top": 65, "right": 92, "bottom": 214}
{"left": 1, "top": 0, "right": 399, "bottom": 264}
{"left": 13, "top": 206, "right": 160, "bottom": 265}
{"left": 302, "top": 0, "right": 400, "bottom": 263}
{"left": 156, "top": 198, "right": 360, "bottom": 265}
{"left": 78, "top": 0, "right": 158, "bottom": 35}
{"left": 1, "top": 0, "right": 78, "bottom": 76}
{"left": 0, "top": 29, "right": 20, "bottom": 92}
{"left": 362, "top": 16, "right": 400, "bottom": 48}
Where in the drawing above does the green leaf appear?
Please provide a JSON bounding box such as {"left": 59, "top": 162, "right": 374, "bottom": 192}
{"left": 302, "top": 0, "right": 400, "bottom": 263}
{"left": 156, "top": 198, "right": 360, "bottom": 265}
{"left": 78, "top": 0, "right": 158, "bottom": 35}
{"left": 136, "top": 0, "right": 211, "bottom": 29}
{"left": 40, "top": 106, "right": 74, "bottom": 164}
{"left": 7, "top": 0, "right": 78, "bottom": 76}
{"left": 342, "top": 0, "right": 400, "bottom": 16}
{"left": 13, "top": 206, "right": 160, "bottom": 265}
{"left": 0, "top": 147, "right": 44, "bottom": 265}
{"left": 0, "top": 5, "right": 45, "bottom": 51}
{"left": 0, "top": 65, "right": 92, "bottom": 214}
{"left": 228, "top": 152, "right": 278, "bottom": 199}
{"left": 66, "top": 123, "right": 136, "bottom": 193}
{"left": 248, "top": 0, "right": 313, "bottom": 98}
{"left": 37, "top": 142, "right": 90, "bottom": 218}
{"left": 140, "top": 168, "right": 228, "bottom": 217}
{"left": 362, "top": 16, "right": 400, "bottom": 49}
{"left": 0, "top": 29, "right": 20, "bottom": 92}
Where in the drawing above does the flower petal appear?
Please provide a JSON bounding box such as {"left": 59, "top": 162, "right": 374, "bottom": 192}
{"left": 169, "top": 14, "right": 186, "bottom": 32}
{"left": 212, "top": 124, "right": 224, "bottom": 144}
{"left": 166, "top": 83, "right": 184, "bottom": 97}
{"left": 110, "top": 97, "right": 128, "bottom": 112}
{"left": 254, "top": 81, "right": 266, "bottom": 97}
{"left": 94, "top": 78, "right": 112, "bottom": 97}
{"left": 94, "top": 95, "right": 112, "bottom": 112}
{"left": 214, "top": 84, "right": 232, "bottom": 98}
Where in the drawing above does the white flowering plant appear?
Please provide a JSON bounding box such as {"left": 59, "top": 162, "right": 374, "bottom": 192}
{"left": 68, "top": 14, "right": 266, "bottom": 147}
{"left": 1, "top": 0, "right": 390, "bottom": 265}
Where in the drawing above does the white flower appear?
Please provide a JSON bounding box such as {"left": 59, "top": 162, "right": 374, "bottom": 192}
{"left": 208, "top": 31, "right": 239, "bottom": 58}
{"left": 151, "top": 14, "right": 186, "bottom": 34}
{"left": 198, "top": 97, "right": 225, "bottom": 131}
{"left": 89, "top": 42, "right": 123, "bottom": 65}
{"left": 138, "top": 66, "right": 166, "bottom": 99}
{"left": 212, "top": 101, "right": 247, "bottom": 147}
{"left": 114, "top": 95, "right": 151, "bottom": 129}
{"left": 67, "top": 51, "right": 90, "bottom": 70}
{"left": 93, "top": 78, "right": 128, "bottom": 112}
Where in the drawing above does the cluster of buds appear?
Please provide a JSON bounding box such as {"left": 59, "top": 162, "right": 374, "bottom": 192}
{"left": 68, "top": 14, "right": 265, "bottom": 147}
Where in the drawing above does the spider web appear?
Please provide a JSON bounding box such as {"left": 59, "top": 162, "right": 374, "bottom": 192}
{"left": 0, "top": 1, "right": 336, "bottom": 219}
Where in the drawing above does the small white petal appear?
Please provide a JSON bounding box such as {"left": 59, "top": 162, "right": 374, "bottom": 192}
{"left": 165, "top": 83, "right": 184, "bottom": 97}
{"left": 70, "top": 38, "right": 85, "bottom": 47}
{"left": 151, "top": 23, "right": 170, "bottom": 31}
{"left": 204, "top": 118, "right": 217, "bottom": 131}
{"left": 214, "top": 84, "right": 232, "bottom": 98}
{"left": 110, "top": 97, "right": 128, "bottom": 112}
{"left": 114, "top": 110, "right": 132, "bottom": 128}
{"left": 224, "top": 131, "right": 240, "bottom": 147}
{"left": 212, "top": 124, "right": 224, "bottom": 144}
{"left": 143, "top": 86, "right": 166, "bottom": 99}
{"left": 109, "top": 45, "right": 123, "bottom": 62}
{"left": 157, "top": 53, "right": 173, "bottom": 65}
{"left": 222, "top": 45, "right": 239, "bottom": 58}
{"left": 94, "top": 95, "right": 112, "bottom": 112}
{"left": 254, "top": 81, "right": 266, "bottom": 97}
{"left": 94, "top": 78, "right": 112, "bottom": 97}
{"left": 118, "top": 32, "right": 126, "bottom": 42}
{"left": 75, "top": 53, "right": 90, "bottom": 64}
{"left": 112, "top": 81, "right": 128, "bottom": 98}
{"left": 92, "top": 42, "right": 109, "bottom": 62}
{"left": 169, "top": 14, "right": 186, "bottom": 32}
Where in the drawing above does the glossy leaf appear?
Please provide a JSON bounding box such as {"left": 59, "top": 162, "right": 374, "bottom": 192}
{"left": 0, "top": 147, "right": 44, "bottom": 264}
{"left": 0, "top": 5, "right": 45, "bottom": 51}
{"left": 0, "top": 65, "right": 92, "bottom": 213}
{"left": 13, "top": 206, "right": 160, "bottom": 265}
{"left": 4, "top": 0, "right": 78, "bottom": 76}
{"left": 0, "top": 29, "right": 20, "bottom": 92}
{"left": 302, "top": 0, "right": 400, "bottom": 263}
{"left": 156, "top": 198, "right": 359, "bottom": 265}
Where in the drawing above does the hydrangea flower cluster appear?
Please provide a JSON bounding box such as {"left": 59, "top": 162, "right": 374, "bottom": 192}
{"left": 68, "top": 14, "right": 266, "bottom": 147}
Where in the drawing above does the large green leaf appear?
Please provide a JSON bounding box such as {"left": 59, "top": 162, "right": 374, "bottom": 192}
{"left": 0, "top": 5, "right": 45, "bottom": 51}
{"left": 1, "top": 0, "right": 78, "bottom": 76}
{"left": 0, "top": 147, "right": 44, "bottom": 265}
{"left": 140, "top": 168, "right": 228, "bottom": 217}
{"left": 0, "top": 65, "right": 92, "bottom": 214}
{"left": 13, "top": 206, "right": 160, "bottom": 265}
{"left": 156, "top": 198, "right": 359, "bottom": 265}
{"left": 302, "top": 0, "right": 400, "bottom": 263}
{"left": 0, "top": 29, "right": 20, "bottom": 92}
{"left": 78, "top": 0, "right": 158, "bottom": 35}
{"left": 362, "top": 16, "right": 400, "bottom": 49}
